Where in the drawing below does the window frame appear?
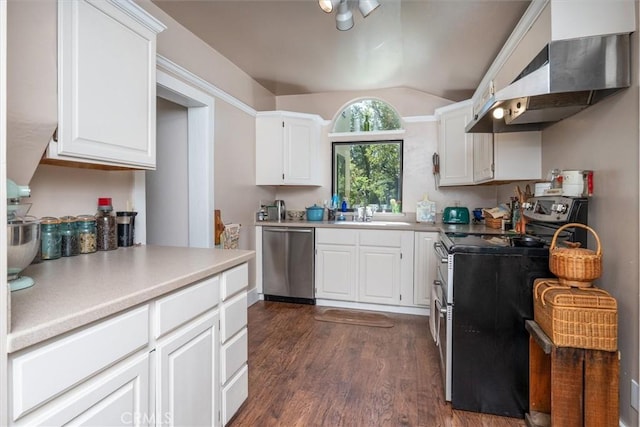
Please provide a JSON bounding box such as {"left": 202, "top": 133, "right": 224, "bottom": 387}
{"left": 331, "top": 139, "right": 404, "bottom": 211}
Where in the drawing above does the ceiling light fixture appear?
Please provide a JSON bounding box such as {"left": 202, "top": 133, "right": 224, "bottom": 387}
{"left": 335, "top": 0, "right": 354, "bottom": 31}
{"left": 319, "top": 0, "right": 340, "bottom": 13}
{"left": 358, "top": 0, "right": 380, "bottom": 17}
{"left": 319, "top": 0, "right": 380, "bottom": 31}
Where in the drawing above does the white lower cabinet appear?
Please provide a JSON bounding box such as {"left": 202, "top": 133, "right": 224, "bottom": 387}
{"left": 10, "top": 306, "right": 150, "bottom": 424}
{"left": 315, "top": 228, "right": 414, "bottom": 306}
{"left": 413, "top": 232, "right": 439, "bottom": 307}
{"left": 12, "top": 351, "right": 150, "bottom": 427}
{"left": 358, "top": 246, "right": 401, "bottom": 304}
{"left": 315, "top": 244, "right": 358, "bottom": 301}
{"left": 155, "top": 311, "right": 218, "bottom": 427}
{"left": 9, "top": 262, "right": 250, "bottom": 427}
{"left": 219, "top": 265, "right": 249, "bottom": 425}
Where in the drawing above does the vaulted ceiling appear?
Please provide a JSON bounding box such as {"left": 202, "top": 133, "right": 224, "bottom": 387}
{"left": 152, "top": 0, "right": 531, "bottom": 101}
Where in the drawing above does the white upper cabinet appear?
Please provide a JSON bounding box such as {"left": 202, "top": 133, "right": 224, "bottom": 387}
{"left": 473, "top": 133, "right": 494, "bottom": 184}
{"left": 47, "top": 0, "right": 165, "bottom": 168}
{"left": 436, "top": 100, "right": 542, "bottom": 186}
{"left": 436, "top": 100, "right": 493, "bottom": 186}
{"left": 256, "top": 111, "right": 322, "bottom": 186}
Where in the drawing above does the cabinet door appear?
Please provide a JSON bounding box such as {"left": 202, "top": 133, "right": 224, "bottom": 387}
{"left": 358, "top": 246, "right": 401, "bottom": 305}
{"left": 54, "top": 0, "right": 162, "bottom": 168}
{"left": 156, "top": 311, "right": 219, "bottom": 427}
{"left": 437, "top": 103, "right": 474, "bottom": 186}
{"left": 414, "top": 232, "right": 438, "bottom": 306}
{"left": 473, "top": 133, "right": 494, "bottom": 183}
{"left": 315, "top": 244, "right": 357, "bottom": 301}
{"left": 283, "top": 117, "right": 319, "bottom": 185}
{"left": 255, "top": 115, "right": 284, "bottom": 185}
{"left": 15, "top": 353, "right": 150, "bottom": 427}
{"left": 255, "top": 112, "right": 321, "bottom": 186}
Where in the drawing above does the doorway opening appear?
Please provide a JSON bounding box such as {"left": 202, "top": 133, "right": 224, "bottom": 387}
{"left": 134, "top": 68, "right": 215, "bottom": 248}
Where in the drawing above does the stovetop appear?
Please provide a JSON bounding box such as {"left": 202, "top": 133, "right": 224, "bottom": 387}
{"left": 441, "top": 232, "right": 552, "bottom": 254}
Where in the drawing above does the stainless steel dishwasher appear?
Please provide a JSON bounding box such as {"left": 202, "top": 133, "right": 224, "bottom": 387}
{"left": 262, "top": 227, "right": 315, "bottom": 304}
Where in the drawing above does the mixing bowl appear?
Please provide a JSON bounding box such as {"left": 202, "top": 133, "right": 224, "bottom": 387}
{"left": 8, "top": 218, "right": 40, "bottom": 281}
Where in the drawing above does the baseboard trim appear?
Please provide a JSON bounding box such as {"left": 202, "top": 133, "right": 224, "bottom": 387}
{"left": 314, "top": 299, "right": 428, "bottom": 316}
{"left": 253, "top": 293, "right": 429, "bottom": 316}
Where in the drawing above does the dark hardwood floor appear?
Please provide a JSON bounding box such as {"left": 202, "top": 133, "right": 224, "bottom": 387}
{"left": 229, "top": 301, "right": 526, "bottom": 427}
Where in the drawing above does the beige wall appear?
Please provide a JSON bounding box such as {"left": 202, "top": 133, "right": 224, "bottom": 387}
{"left": 28, "top": 165, "right": 135, "bottom": 218}
{"left": 136, "top": 0, "right": 275, "bottom": 112}
{"left": 539, "top": 31, "right": 639, "bottom": 426}
{"left": 275, "top": 89, "right": 499, "bottom": 214}
{"left": 146, "top": 98, "right": 189, "bottom": 247}
{"left": 214, "top": 101, "right": 274, "bottom": 286}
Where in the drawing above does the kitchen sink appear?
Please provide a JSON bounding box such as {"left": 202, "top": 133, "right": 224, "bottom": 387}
{"left": 332, "top": 221, "right": 413, "bottom": 227}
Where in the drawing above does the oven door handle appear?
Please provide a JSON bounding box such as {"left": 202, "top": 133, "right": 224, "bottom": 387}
{"left": 434, "top": 298, "right": 442, "bottom": 342}
{"left": 433, "top": 242, "right": 448, "bottom": 263}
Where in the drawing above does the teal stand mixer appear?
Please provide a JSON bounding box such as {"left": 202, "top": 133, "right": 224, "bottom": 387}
{"left": 7, "top": 179, "right": 40, "bottom": 292}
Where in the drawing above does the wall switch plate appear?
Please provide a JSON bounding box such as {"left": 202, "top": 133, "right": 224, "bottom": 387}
{"left": 632, "top": 379, "right": 639, "bottom": 411}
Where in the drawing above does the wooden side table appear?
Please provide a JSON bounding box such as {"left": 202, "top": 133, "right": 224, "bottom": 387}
{"left": 525, "top": 320, "right": 619, "bottom": 427}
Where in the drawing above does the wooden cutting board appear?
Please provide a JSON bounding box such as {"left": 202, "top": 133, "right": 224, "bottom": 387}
{"left": 214, "top": 210, "right": 225, "bottom": 245}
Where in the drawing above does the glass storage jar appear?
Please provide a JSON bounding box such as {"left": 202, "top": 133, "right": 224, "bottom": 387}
{"left": 96, "top": 198, "right": 117, "bottom": 251}
{"left": 59, "top": 216, "right": 79, "bottom": 257}
{"left": 77, "top": 215, "right": 97, "bottom": 254}
{"left": 40, "top": 217, "right": 61, "bottom": 260}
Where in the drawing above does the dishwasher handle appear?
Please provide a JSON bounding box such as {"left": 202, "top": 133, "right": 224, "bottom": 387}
{"left": 263, "top": 227, "right": 313, "bottom": 233}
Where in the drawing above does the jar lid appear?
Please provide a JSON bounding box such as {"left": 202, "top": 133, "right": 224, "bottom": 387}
{"left": 76, "top": 214, "right": 96, "bottom": 222}
{"left": 116, "top": 211, "right": 137, "bottom": 217}
{"left": 40, "top": 216, "right": 60, "bottom": 224}
{"left": 98, "top": 197, "right": 112, "bottom": 207}
{"left": 59, "top": 215, "right": 77, "bottom": 223}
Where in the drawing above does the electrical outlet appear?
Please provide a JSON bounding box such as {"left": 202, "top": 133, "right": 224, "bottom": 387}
{"left": 632, "top": 379, "right": 639, "bottom": 411}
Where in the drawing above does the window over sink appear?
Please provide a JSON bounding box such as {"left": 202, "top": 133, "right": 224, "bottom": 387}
{"left": 331, "top": 99, "right": 404, "bottom": 212}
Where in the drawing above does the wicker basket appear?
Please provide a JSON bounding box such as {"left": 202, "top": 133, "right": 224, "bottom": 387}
{"left": 484, "top": 216, "right": 503, "bottom": 229}
{"left": 549, "top": 223, "right": 602, "bottom": 287}
{"left": 534, "top": 279, "right": 617, "bottom": 351}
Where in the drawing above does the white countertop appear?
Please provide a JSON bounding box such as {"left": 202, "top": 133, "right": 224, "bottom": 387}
{"left": 9, "top": 245, "right": 254, "bottom": 353}
{"left": 257, "top": 219, "right": 507, "bottom": 235}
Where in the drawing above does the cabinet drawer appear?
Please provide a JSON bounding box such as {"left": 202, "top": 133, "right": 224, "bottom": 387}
{"left": 359, "top": 230, "right": 404, "bottom": 247}
{"left": 222, "top": 364, "right": 249, "bottom": 425}
{"left": 221, "top": 262, "right": 248, "bottom": 301}
{"left": 11, "top": 306, "right": 149, "bottom": 419}
{"left": 221, "top": 327, "right": 248, "bottom": 384}
{"left": 316, "top": 228, "right": 357, "bottom": 245}
{"left": 221, "top": 292, "right": 248, "bottom": 343}
{"left": 154, "top": 275, "right": 220, "bottom": 338}
{"left": 14, "top": 353, "right": 150, "bottom": 426}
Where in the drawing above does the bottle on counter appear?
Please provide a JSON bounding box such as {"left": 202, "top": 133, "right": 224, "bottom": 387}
{"left": 77, "top": 215, "right": 97, "bottom": 254}
{"left": 59, "top": 216, "right": 79, "bottom": 257}
{"left": 95, "top": 198, "right": 118, "bottom": 251}
{"left": 40, "top": 217, "right": 61, "bottom": 260}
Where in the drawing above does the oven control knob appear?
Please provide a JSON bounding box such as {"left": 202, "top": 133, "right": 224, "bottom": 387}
{"left": 551, "top": 203, "right": 567, "bottom": 213}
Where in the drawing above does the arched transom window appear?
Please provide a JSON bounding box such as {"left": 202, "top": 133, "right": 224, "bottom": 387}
{"left": 333, "top": 99, "right": 402, "bottom": 133}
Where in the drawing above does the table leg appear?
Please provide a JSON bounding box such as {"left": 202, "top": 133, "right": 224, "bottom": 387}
{"left": 551, "top": 346, "right": 584, "bottom": 427}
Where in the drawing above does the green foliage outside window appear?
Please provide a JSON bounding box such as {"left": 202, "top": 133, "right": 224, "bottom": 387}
{"left": 332, "top": 99, "right": 403, "bottom": 212}
{"left": 334, "top": 99, "right": 401, "bottom": 133}
{"left": 333, "top": 141, "right": 402, "bottom": 210}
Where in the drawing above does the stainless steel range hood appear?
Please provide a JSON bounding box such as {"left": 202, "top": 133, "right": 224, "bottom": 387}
{"left": 466, "top": 34, "right": 631, "bottom": 133}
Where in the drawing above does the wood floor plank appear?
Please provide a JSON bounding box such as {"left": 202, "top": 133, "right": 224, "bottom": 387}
{"left": 228, "top": 302, "right": 526, "bottom": 427}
